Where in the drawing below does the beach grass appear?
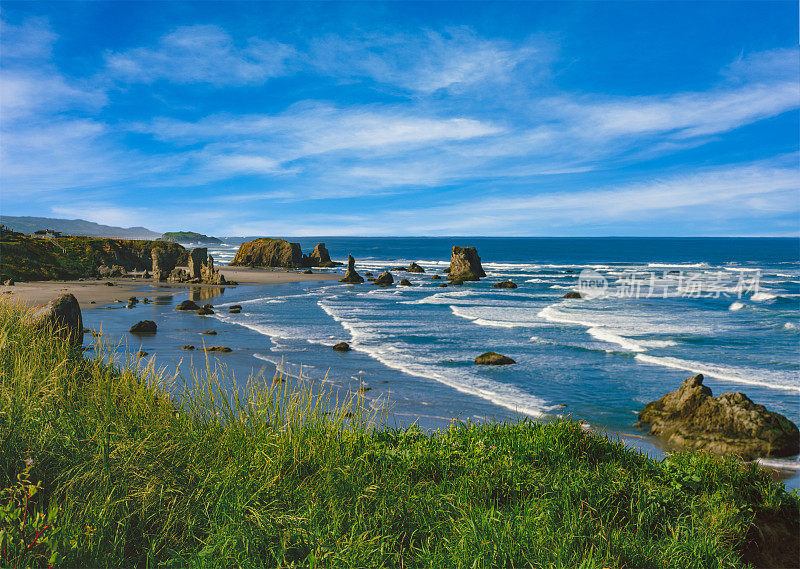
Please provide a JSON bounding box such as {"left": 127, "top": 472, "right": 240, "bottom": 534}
{"left": 0, "top": 301, "right": 797, "bottom": 568}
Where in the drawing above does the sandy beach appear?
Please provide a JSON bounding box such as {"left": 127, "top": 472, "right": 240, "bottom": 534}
{"left": 0, "top": 266, "right": 340, "bottom": 309}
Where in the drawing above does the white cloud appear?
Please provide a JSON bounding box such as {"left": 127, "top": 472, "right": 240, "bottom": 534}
{"left": 308, "top": 27, "right": 545, "bottom": 94}
{"left": 104, "top": 24, "right": 295, "bottom": 86}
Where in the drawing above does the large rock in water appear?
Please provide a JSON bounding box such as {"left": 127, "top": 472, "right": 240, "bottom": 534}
{"left": 308, "top": 243, "right": 334, "bottom": 267}
{"left": 638, "top": 374, "right": 800, "bottom": 459}
{"left": 373, "top": 271, "right": 394, "bottom": 286}
{"left": 339, "top": 255, "right": 364, "bottom": 283}
{"left": 30, "top": 293, "right": 83, "bottom": 346}
{"left": 188, "top": 247, "right": 207, "bottom": 279}
{"left": 448, "top": 246, "right": 486, "bottom": 282}
{"left": 230, "top": 238, "right": 304, "bottom": 268}
{"left": 407, "top": 262, "right": 425, "bottom": 273}
{"left": 475, "top": 352, "right": 515, "bottom": 365}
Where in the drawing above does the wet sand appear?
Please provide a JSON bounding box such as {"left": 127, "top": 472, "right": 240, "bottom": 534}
{"left": 0, "top": 267, "right": 340, "bottom": 309}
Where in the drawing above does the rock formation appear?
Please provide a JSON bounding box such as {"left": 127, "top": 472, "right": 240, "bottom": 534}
{"left": 399, "top": 278, "right": 412, "bottom": 286}
{"left": 97, "top": 265, "right": 126, "bottom": 278}
{"left": 129, "top": 320, "right": 157, "bottom": 334}
{"left": 474, "top": 352, "right": 516, "bottom": 365}
{"left": 562, "top": 291, "right": 582, "bottom": 299}
{"left": 200, "top": 255, "right": 226, "bottom": 285}
{"left": 637, "top": 374, "right": 800, "bottom": 459}
{"left": 493, "top": 280, "right": 517, "bottom": 289}
{"left": 333, "top": 342, "right": 351, "bottom": 352}
{"left": 339, "top": 255, "right": 364, "bottom": 284}
{"left": 30, "top": 293, "right": 83, "bottom": 346}
{"left": 188, "top": 247, "right": 207, "bottom": 279}
{"left": 309, "top": 243, "right": 334, "bottom": 267}
{"left": 175, "top": 300, "right": 200, "bottom": 311}
{"left": 203, "top": 346, "right": 232, "bottom": 352}
{"left": 151, "top": 248, "right": 177, "bottom": 282}
{"left": 431, "top": 275, "right": 441, "bottom": 280}
{"left": 374, "top": 271, "right": 394, "bottom": 286}
{"left": 448, "top": 246, "right": 486, "bottom": 282}
{"left": 407, "top": 262, "right": 425, "bottom": 273}
{"left": 230, "top": 238, "right": 304, "bottom": 268}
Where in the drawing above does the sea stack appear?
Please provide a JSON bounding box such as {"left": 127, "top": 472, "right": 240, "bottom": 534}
{"left": 637, "top": 374, "right": 800, "bottom": 459}
{"left": 188, "top": 247, "right": 207, "bottom": 279}
{"left": 339, "top": 255, "right": 364, "bottom": 283}
{"left": 448, "top": 246, "right": 486, "bottom": 282}
{"left": 230, "top": 238, "right": 304, "bottom": 268}
{"left": 309, "top": 243, "right": 334, "bottom": 267}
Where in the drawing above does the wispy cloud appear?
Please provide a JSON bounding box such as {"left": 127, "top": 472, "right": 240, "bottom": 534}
{"left": 308, "top": 27, "right": 547, "bottom": 94}
{"left": 104, "top": 24, "right": 295, "bottom": 86}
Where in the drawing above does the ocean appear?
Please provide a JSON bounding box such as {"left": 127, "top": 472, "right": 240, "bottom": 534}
{"left": 83, "top": 237, "right": 800, "bottom": 484}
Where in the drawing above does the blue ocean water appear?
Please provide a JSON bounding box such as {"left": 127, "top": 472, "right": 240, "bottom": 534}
{"left": 84, "top": 237, "right": 800, "bottom": 480}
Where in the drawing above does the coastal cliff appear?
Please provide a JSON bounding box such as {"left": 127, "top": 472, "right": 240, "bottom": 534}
{"left": 0, "top": 231, "right": 187, "bottom": 281}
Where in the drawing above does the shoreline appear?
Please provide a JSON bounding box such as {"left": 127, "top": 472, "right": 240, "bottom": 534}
{"left": 0, "top": 266, "right": 340, "bottom": 308}
{"left": 7, "top": 268, "right": 798, "bottom": 486}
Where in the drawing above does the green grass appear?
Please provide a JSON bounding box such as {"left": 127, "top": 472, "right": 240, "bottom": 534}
{"left": 0, "top": 302, "right": 797, "bottom": 568}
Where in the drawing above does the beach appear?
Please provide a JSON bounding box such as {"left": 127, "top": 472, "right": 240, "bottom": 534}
{"left": 0, "top": 266, "right": 339, "bottom": 308}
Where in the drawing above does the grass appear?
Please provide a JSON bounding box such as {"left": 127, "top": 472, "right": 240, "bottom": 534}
{"left": 0, "top": 301, "right": 797, "bottom": 568}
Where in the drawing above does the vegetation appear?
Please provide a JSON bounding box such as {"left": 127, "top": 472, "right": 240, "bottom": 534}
{"left": 159, "top": 232, "right": 222, "bottom": 245}
{"left": 0, "top": 302, "right": 797, "bottom": 568}
{"left": 0, "top": 233, "right": 186, "bottom": 281}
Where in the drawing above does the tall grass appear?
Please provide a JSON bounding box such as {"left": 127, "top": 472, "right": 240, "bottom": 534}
{"left": 0, "top": 301, "right": 797, "bottom": 568}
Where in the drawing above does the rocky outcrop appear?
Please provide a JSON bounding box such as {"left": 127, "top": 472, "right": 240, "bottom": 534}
{"left": 230, "top": 238, "right": 304, "bottom": 268}
{"left": 30, "top": 293, "right": 83, "bottom": 346}
{"left": 333, "top": 342, "right": 351, "bottom": 352}
{"left": 203, "top": 346, "right": 231, "bottom": 353}
{"left": 97, "top": 264, "right": 126, "bottom": 277}
{"left": 309, "top": 243, "right": 334, "bottom": 267}
{"left": 129, "top": 320, "right": 157, "bottom": 334}
{"left": 188, "top": 247, "right": 207, "bottom": 279}
{"left": 448, "top": 246, "right": 486, "bottom": 282}
{"left": 399, "top": 279, "right": 412, "bottom": 286}
{"left": 637, "top": 374, "right": 800, "bottom": 459}
{"left": 407, "top": 262, "right": 425, "bottom": 273}
{"left": 151, "top": 249, "right": 172, "bottom": 281}
{"left": 431, "top": 275, "right": 441, "bottom": 280}
{"left": 374, "top": 271, "right": 393, "bottom": 286}
{"left": 474, "top": 352, "right": 515, "bottom": 365}
{"left": 200, "top": 255, "right": 226, "bottom": 285}
{"left": 493, "top": 280, "right": 517, "bottom": 289}
{"left": 175, "top": 300, "right": 200, "bottom": 311}
{"left": 562, "top": 291, "right": 582, "bottom": 299}
{"left": 339, "top": 255, "right": 364, "bottom": 284}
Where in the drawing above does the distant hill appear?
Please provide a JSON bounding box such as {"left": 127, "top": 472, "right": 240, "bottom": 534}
{"left": 159, "top": 231, "right": 223, "bottom": 245}
{"left": 0, "top": 216, "right": 160, "bottom": 240}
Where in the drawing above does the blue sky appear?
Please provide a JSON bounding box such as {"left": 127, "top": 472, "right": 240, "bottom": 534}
{"left": 1, "top": 1, "right": 798, "bottom": 236}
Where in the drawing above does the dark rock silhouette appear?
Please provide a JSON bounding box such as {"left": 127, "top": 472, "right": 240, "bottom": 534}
{"left": 333, "top": 342, "right": 351, "bottom": 352}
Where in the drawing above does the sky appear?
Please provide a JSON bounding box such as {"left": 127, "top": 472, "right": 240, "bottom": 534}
{"left": 1, "top": 1, "right": 798, "bottom": 237}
